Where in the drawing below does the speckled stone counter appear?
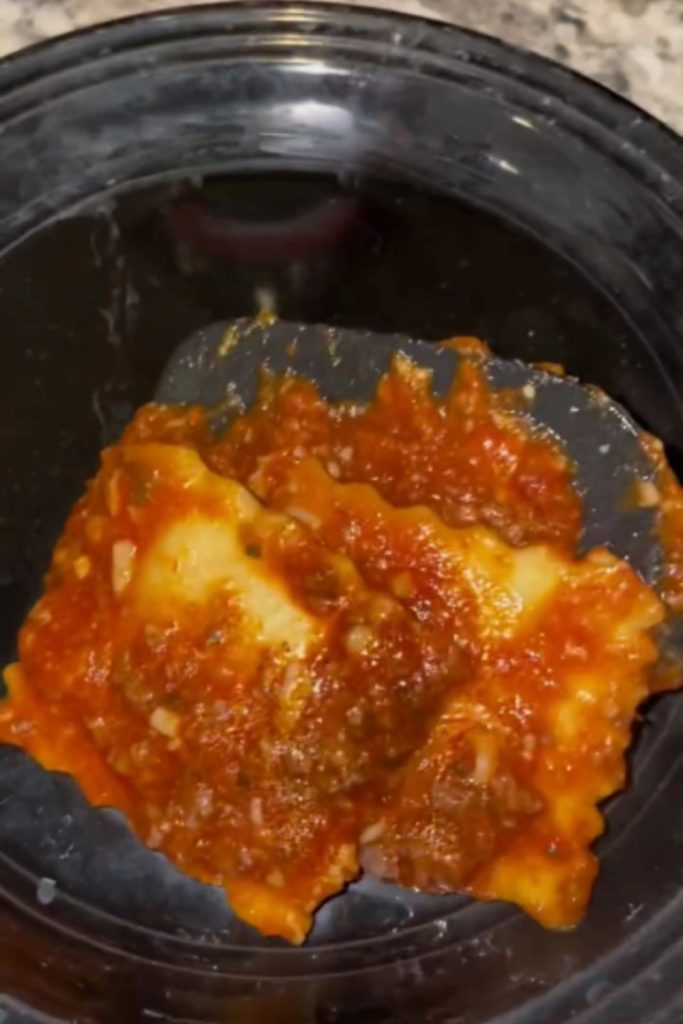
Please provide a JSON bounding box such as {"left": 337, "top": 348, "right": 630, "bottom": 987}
{"left": 0, "top": 0, "right": 680, "bottom": 131}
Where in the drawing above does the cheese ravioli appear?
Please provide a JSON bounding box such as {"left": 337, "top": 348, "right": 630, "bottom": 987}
{"left": 0, "top": 356, "right": 668, "bottom": 942}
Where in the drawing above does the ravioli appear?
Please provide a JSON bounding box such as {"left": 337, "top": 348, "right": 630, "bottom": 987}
{"left": 261, "top": 458, "right": 664, "bottom": 926}
{"left": 1, "top": 443, "right": 470, "bottom": 941}
{"left": 0, "top": 354, "right": 669, "bottom": 942}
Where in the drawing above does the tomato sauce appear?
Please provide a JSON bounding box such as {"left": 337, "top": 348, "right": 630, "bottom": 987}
{"left": 127, "top": 351, "right": 582, "bottom": 550}
{"left": 0, "top": 348, "right": 672, "bottom": 942}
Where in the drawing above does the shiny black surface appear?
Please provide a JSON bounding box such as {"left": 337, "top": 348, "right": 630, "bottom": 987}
{"left": 0, "top": 5, "right": 682, "bottom": 1023}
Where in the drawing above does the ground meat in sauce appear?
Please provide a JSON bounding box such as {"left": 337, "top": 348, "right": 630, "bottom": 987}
{"left": 0, "top": 348, "right": 674, "bottom": 943}
{"left": 126, "top": 352, "right": 582, "bottom": 550}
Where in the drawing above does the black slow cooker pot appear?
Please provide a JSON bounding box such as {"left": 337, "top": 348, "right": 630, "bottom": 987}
{"left": 0, "top": 4, "right": 682, "bottom": 1022}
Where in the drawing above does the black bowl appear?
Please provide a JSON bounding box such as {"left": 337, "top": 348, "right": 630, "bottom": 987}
{"left": 0, "top": 4, "right": 682, "bottom": 1023}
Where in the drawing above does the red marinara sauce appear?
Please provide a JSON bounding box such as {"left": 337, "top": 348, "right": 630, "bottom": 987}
{"left": 0, "top": 346, "right": 669, "bottom": 942}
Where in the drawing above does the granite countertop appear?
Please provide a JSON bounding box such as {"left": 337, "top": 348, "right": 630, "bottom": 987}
{"left": 0, "top": 0, "right": 680, "bottom": 132}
